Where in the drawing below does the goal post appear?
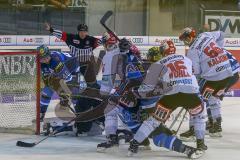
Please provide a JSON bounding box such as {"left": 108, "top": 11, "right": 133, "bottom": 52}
{"left": 0, "top": 50, "right": 41, "bottom": 135}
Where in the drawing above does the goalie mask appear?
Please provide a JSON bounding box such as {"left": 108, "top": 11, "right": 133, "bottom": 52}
{"left": 102, "top": 32, "right": 118, "bottom": 51}
{"left": 159, "top": 40, "right": 176, "bottom": 57}
{"left": 179, "top": 27, "right": 196, "bottom": 46}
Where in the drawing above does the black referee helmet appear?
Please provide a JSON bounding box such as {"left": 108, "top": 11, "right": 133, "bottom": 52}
{"left": 77, "top": 24, "right": 88, "bottom": 32}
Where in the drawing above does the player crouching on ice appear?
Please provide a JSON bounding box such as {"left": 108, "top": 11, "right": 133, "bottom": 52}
{"left": 127, "top": 40, "right": 207, "bottom": 159}
{"left": 179, "top": 28, "right": 240, "bottom": 139}
{"left": 38, "top": 45, "right": 81, "bottom": 134}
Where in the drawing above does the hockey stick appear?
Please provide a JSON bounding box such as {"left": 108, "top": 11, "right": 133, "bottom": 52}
{"left": 172, "top": 109, "right": 188, "bottom": 135}
{"left": 16, "top": 96, "right": 106, "bottom": 147}
{"left": 100, "top": 10, "right": 120, "bottom": 41}
{"left": 16, "top": 117, "right": 76, "bottom": 147}
{"left": 169, "top": 107, "right": 185, "bottom": 130}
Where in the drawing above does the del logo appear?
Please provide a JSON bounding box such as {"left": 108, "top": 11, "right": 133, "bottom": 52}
{"left": 73, "top": 39, "right": 80, "bottom": 44}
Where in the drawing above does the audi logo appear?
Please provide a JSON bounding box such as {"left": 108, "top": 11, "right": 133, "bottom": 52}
{"left": 35, "top": 38, "right": 44, "bottom": 43}
{"left": 0, "top": 37, "right": 11, "bottom": 43}
{"left": 131, "top": 38, "right": 143, "bottom": 44}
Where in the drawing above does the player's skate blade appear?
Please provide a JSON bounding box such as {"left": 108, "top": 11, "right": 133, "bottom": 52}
{"left": 96, "top": 145, "right": 118, "bottom": 153}
{"left": 209, "top": 132, "right": 222, "bottom": 138}
{"left": 97, "top": 134, "right": 119, "bottom": 153}
{"left": 188, "top": 150, "right": 205, "bottom": 159}
{"left": 179, "top": 126, "right": 196, "bottom": 142}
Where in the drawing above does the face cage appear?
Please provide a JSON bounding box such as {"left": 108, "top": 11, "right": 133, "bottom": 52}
{"left": 104, "top": 43, "right": 117, "bottom": 51}
{"left": 182, "top": 37, "right": 193, "bottom": 46}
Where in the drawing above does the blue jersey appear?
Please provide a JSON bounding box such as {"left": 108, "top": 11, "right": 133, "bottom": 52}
{"left": 113, "top": 51, "right": 145, "bottom": 97}
{"left": 118, "top": 105, "right": 142, "bottom": 133}
{"left": 124, "top": 52, "right": 145, "bottom": 80}
{"left": 41, "top": 51, "right": 79, "bottom": 81}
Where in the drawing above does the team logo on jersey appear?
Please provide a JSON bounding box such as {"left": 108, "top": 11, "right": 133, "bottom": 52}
{"left": 126, "top": 64, "right": 137, "bottom": 73}
{"left": 54, "top": 62, "right": 64, "bottom": 72}
{"left": 86, "top": 40, "right": 90, "bottom": 45}
{"left": 73, "top": 39, "right": 80, "bottom": 44}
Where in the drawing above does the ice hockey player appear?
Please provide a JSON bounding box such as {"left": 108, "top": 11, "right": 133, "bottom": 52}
{"left": 38, "top": 45, "right": 79, "bottom": 122}
{"left": 45, "top": 22, "right": 101, "bottom": 92}
{"left": 127, "top": 40, "right": 207, "bottom": 158}
{"left": 99, "top": 32, "right": 121, "bottom": 96}
{"left": 97, "top": 33, "right": 146, "bottom": 151}
{"left": 179, "top": 28, "right": 239, "bottom": 139}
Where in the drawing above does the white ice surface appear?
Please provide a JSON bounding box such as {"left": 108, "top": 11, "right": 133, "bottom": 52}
{"left": 0, "top": 97, "right": 240, "bottom": 160}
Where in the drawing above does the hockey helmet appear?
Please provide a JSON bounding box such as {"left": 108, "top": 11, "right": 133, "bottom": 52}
{"left": 119, "top": 38, "right": 131, "bottom": 52}
{"left": 37, "top": 44, "right": 50, "bottom": 59}
{"left": 159, "top": 40, "right": 176, "bottom": 57}
{"left": 102, "top": 32, "right": 118, "bottom": 50}
{"left": 77, "top": 24, "right": 88, "bottom": 32}
{"left": 179, "top": 27, "right": 196, "bottom": 45}
{"left": 130, "top": 44, "right": 141, "bottom": 57}
{"left": 146, "top": 46, "right": 162, "bottom": 62}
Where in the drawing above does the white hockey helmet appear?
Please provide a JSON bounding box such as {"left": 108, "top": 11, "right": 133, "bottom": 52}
{"left": 179, "top": 27, "right": 197, "bottom": 46}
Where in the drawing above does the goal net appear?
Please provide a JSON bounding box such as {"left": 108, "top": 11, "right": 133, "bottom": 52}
{"left": 0, "top": 51, "right": 40, "bottom": 134}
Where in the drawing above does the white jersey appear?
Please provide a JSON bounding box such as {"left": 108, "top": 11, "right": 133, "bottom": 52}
{"left": 100, "top": 47, "right": 123, "bottom": 95}
{"left": 138, "top": 54, "right": 199, "bottom": 98}
{"left": 187, "top": 31, "right": 234, "bottom": 81}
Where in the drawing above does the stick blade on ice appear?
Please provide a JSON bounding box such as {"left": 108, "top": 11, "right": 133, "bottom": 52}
{"left": 16, "top": 141, "right": 36, "bottom": 147}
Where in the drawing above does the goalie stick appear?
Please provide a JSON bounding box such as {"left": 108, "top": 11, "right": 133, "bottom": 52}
{"left": 16, "top": 96, "right": 107, "bottom": 148}
{"left": 16, "top": 117, "right": 76, "bottom": 147}
{"left": 100, "top": 10, "right": 120, "bottom": 41}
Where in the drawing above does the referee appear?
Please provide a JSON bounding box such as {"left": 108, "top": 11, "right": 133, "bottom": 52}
{"left": 45, "top": 22, "right": 100, "bottom": 88}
